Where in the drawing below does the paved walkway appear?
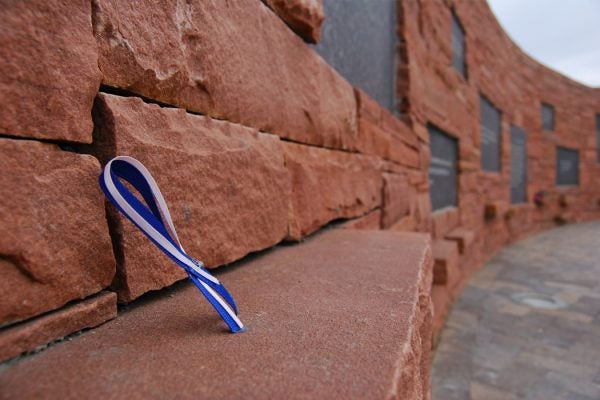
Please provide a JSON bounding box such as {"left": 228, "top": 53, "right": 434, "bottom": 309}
{"left": 432, "top": 221, "right": 600, "bottom": 400}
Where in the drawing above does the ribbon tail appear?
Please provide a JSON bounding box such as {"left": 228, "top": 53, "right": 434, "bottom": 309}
{"left": 188, "top": 272, "right": 246, "bottom": 333}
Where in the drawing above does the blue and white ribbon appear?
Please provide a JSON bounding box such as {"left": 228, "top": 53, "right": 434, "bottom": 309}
{"left": 99, "top": 156, "right": 245, "bottom": 333}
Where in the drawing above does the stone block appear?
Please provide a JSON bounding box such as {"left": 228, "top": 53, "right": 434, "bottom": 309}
{"left": 418, "top": 141, "right": 431, "bottom": 171}
{"left": 93, "top": 0, "right": 356, "bottom": 149}
{"left": 356, "top": 116, "right": 420, "bottom": 167}
{"left": 432, "top": 239, "right": 460, "bottom": 287}
{"left": 389, "top": 215, "right": 417, "bottom": 232}
{"left": 264, "top": 0, "right": 324, "bottom": 43}
{"left": 445, "top": 227, "right": 476, "bottom": 255}
{"left": 415, "top": 193, "right": 433, "bottom": 231}
{"left": 0, "top": 139, "right": 114, "bottom": 325}
{"left": 412, "top": 123, "right": 430, "bottom": 144}
{"left": 382, "top": 173, "right": 410, "bottom": 228}
{"left": 458, "top": 160, "right": 478, "bottom": 172}
{"left": 558, "top": 193, "right": 574, "bottom": 208}
{"left": 283, "top": 142, "right": 382, "bottom": 240}
{"left": 354, "top": 90, "right": 420, "bottom": 165}
{"left": 0, "top": 0, "right": 101, "bottom": 142}
{"left": 380, "top": 108, "right": 419, "bottom": 149}
{"left": 431, "top": 208, "right": 460, "bottom": 239}
{"left": 407, "top": 170, "right": 427, "bottom": 187}
{"left": 0, "top": 230, "right": 433, "bottom": 400}
{"left": 355, "top": 88, "right": 383, "bottom": 125}
{"left": 92, "top": 94, "right": 290, "bottom": 301}
{"left": 0, "top": 291, "right": 116, "bottom": 363}
{"left": 337, "top": 209, "right": 382, "bottom": 230}
{"left": 484, "top": 201, "right": 509, "bottom": 220}
{"left": 432, "top": 285, "right": 452, "bottom": 340}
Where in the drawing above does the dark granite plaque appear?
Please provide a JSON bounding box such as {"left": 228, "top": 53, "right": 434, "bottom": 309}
{"left": 429, "top": 125, "right": 458, "bottom": 211}
{"left": 510, "top": 125, "right": 527, "bottom": 203}
{"left": 596, "top": 114, "right": 600, "bottom": 163}
{"left": 556, "top": 146, "right": 579, "bottom": 186}
{"left": 542, "top": 102, "right": 555, "bottom": 131}
{"left": 451, "top": 12, "right": 466, "bottom": 78}
{"left": 313, "top": 0, "right": 396, "bottom": 111}
{"left": 480, "top": 95, "right": 501, "bottom": 172}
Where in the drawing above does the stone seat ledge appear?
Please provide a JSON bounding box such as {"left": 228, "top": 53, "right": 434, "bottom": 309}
{"left": 0, "top": 229, "right": 433, "bottom": 400}
{"left": 444, "top": 227, "right": 476, "bottom": 255}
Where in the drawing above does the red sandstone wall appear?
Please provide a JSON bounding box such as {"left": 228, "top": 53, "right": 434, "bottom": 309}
{"left": 398, "top": 0, "right": 600, "bottom": 334}
{"left": 0, "top": 0, "right": 426, "bottom": 361}
{"left": 0, "top": 0, "right": 598, "bottom": 363}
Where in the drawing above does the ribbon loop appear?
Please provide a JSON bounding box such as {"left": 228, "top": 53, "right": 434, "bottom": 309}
{"left": 99, "top": 156, "right": 245, "bottom": 333}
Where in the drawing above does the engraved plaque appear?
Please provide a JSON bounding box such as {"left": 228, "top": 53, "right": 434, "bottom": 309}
{"left": 480, "top": 95, "right": 501, "bottom": 172}
{"left": 452, "top": 12, "right": 466, "bottom": 77}
{"left": 429, "top": 125, "right": 458, "bottom": 211}
{"left": 542, "top": 103, "right": 555, "bottom": 131}
{"left": 510, "top": 125, "right": 527, "bottom": 203}
{"left": 556, "top": 146, "right": 579, "bottom": 186}
{"left": 596, "top": 114, "right": 600, "bottom": 163}
{"left": 314, "top": 0, "right": 396, "bottom": 111}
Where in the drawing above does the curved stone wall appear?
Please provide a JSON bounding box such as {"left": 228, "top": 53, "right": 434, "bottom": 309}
{"left": 0, "top": 0, "right": 599, "bottom": 372}
{"left": 398, "top": 0, "right": 600, "bottom": 334}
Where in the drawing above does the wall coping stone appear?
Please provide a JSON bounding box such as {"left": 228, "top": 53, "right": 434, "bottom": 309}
{"left": 0, "top": 230, "right": 433, "bottom": 400}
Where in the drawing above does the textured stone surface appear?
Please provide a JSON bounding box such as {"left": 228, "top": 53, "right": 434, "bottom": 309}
{"left": 380, "top": 109, "right": 419, "bottom": 149}
{"left": 93, "top": 0, "right": 356, "bottom": 149}
{"left": 0, "top": 291, "right": 116, "bottom": 363}
{"left": 445, "top": 227, "right": 475, "bottom": 255}
{"left": 0, "top": 0, "right": 101, "bottom": 142}
{"left": 366, "top": 132, "right": 418, "bottom": 168}
{"left": 356, "top": 88, "right": 383, "bottom": 125}
{"left": 92, "top": 94, "right": 289, "bottom": 302}
{"left": 382, "top": 173, "right": 410, "bottom": 228}
{"left": 431, "top": 208, "right": 459, "bottom": 239}
{"left": 431, "top": 285, "right": 452, "bottom": 341}
{"left": 415, "top": 193, "right": 433, "bottom": 232}
{"left": 337, "top": 209, "right": 381, "bottom": 230}
{"left": 484, "top": 201, "right": 509, "bottom": 220}
{"left": 390, "top": 215, "right": 418, "bottom": 232}
{"left": 283, "top": 142, "right": 382, "bottom": 240}
{"left": 356, "top": 117, "right": 420, "bottom": 167}
{"left": 432, "top": 240, "right": 460, "bottom": 287}
{"left": 0, "top": 229, "right": 433, "bottom": 400}
{"left": 264, "top": 0, "right": 324, "bottom": 43}
{"left": 0, "top": 139, "right": 114, "bottom": 326}
{"left": 353, "top": 89, "right": 421, "bottom": 166}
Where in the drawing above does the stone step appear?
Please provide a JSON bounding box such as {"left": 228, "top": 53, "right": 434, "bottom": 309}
{"left": 431, "top": 285, "right": 452, "bottom": 340}
{"left": 432, "top": 239, "right": 460, "bottom": 287}
{"left": 0, "top": 230, "right": 433, "bottom": 400}
{"left": 445, "top": 227, "right": 476, "bottom": 255}
{"left": 431, "top": 208, "right": 459, "bottom": 239}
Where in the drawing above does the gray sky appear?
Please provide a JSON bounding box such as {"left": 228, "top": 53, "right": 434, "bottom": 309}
{"left": 487, "top": 0, "right": 600, "bottom": 87}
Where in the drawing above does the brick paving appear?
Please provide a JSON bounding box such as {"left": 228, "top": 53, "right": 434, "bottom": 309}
{"left": 432, "top": 221, "right": 600, "bottom": 400}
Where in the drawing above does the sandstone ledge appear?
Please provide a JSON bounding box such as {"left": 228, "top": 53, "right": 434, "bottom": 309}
{"left": 0, "top": 229, "right": 433, "bottom": 400}
{"left": 0, "top": 291, "right": 117, "bottom": 363}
